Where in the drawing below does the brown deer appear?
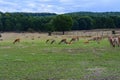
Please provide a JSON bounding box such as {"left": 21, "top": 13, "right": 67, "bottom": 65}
{"left": 70, "top": 36, "right": 79, "bottom": 43}
{"left": 38, "top": 36, "right": 40, "bottom": 38}
{"left": 59, "top": 39, "right": 72, "bottom": 44}
{"left": 13, "top": 38, "right": 20, "bottom": 44}
{"left": 59, "top": 39, "right": 67, "bottom": 44}
{"left": 88, "top": 36, "right": 102, "bottom": 44}
{"left": 46, "top": 39, "right": 50, "bottom": 43}
{"left": 93, "top": 36, "right": 102, "bottom": 41}
{"left": 66, "top": 41, "right": 72, "bottom": 44}
{"left": 46, "top": 39, "right": 56, "bottom": 44}
{"left": 50, "top": 40, "right": 56, "bottom": 44}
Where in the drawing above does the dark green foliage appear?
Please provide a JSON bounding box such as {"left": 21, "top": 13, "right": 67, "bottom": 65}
{"left": 45, "top": 19, "right": 55, "bottom": 36}
{"left": 0, "top": 12, "right": 120, "bottom": 32}
{"left": 27, "top": 28, "right": 35, "bottom": 33}
{"left": 11, "top": 12, "right": 56, "bottom": 17}
{"left": 77, "top": 16, "right": 93, "bottom": 30}
{"left": 52, "top": 15, "right": 73, "bottom": 35}
{"left": 110, "top": 16, "right": 120, "bottom": 28}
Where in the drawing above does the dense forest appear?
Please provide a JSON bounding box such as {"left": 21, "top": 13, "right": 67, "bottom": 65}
{"left": 0, "top": 11, "right": 120, "bottom": 32}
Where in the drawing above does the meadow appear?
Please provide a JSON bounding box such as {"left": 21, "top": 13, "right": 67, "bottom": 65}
{"left": 0, "top": 32, "right": 120, "bottom": 80}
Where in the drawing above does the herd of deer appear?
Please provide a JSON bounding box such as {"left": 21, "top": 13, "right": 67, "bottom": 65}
{"left": 12, "top": 35, "right": 120, "bottom": 47}
{"left": 45, "top": 36, "right": 79, "bottom": 44}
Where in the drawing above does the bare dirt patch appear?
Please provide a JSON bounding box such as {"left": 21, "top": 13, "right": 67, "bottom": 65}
{"left": 82, "top": 67, "right": 120, "bottom": 80}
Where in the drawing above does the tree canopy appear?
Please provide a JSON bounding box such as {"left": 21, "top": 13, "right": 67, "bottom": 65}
{"left": 52, "top": 15, "right": 73, "bottom": 35}
{"left": 0, "top": 12, "right": 120, "bottom": 32}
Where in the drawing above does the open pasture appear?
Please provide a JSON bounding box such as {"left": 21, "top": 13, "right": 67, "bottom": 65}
{"left": 0, "top": 32, "right": 120, "bottom": 80}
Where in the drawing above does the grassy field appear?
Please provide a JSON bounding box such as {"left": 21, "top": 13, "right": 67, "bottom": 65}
{"left": 0, "top": 33, "right": 120, "bottom": 80}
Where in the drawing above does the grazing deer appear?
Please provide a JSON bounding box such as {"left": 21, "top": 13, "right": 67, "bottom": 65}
{"left": 46, "top": 39, "right": 50, "bottom": 43}
{"left": 46, "top": 39, "right": 53, "bottom": 43}
{"left": 38, "top": 36, "right": 40, "bottom": 38}
{"left": 59, "top": 39, "right": 72, "bottom": 44}
{"left": 50, "top": 40, "right": 56, "bottom": 44}
{"left": 89, "top": 36, "right": 102, "bottom": 44}
{"left": 66, "top": 41, "right": 72, "bottom": 44}
{"left": 13, "top": 38, "right": 20, "bottom": 44}
{"left": 93, "top": 36, "right": 102, "bottom": 41}
{"left": 46, "top": 39, "right": 56, "bottom": 44}
{"left": 59, "top": 39, "right": 67, "bottom": 44}
{"left": 70, "top": 36, "right": 79, "bottom": 43}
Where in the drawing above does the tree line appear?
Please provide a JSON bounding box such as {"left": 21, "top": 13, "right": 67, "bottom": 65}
{"left": 0, "top": 11, "right": 120, "bottom": 34}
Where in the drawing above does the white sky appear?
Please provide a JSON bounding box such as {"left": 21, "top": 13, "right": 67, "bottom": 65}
{"left": 0, "top": 0, "right": 120, "bottom": 14}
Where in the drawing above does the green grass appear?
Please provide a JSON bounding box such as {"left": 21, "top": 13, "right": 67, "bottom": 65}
{"left": 0, "top": 39, "right": 120, "bottom": 80}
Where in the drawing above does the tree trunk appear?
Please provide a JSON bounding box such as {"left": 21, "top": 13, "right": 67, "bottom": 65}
{"left": 0, "top": 34, "right": 1, "bottom": 37}
{"left": 62, "top": 31, "right": 65, "bottom": 35}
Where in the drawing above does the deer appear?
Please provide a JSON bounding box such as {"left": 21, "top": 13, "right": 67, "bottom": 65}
{"left": 46, "top": 39, "right": 50, "bottom": 43}
{"left": 46, "top": 39, "right": 56, "bottom": 44}
{"left": 66, "top": 41, "right": 72, "bottom": 44}
{"left": 88, "top": 36, "right": 102, "bottom": 44}
{"left": 50, "top": 40, "right": 56, "bottom": 44}
{"left": 93, "top": 36, "right": 102, "bottom": 41}
{"left": 38, "top": 36, "right": 40, "bottom": 38}
{"left": 59, "top": 39, "right": 72, "bottom": 44}
{"left": 13, "top": 38, "right": 20, "bottom": 44}
{"left": 70, "top": 36, "right": 79, "bottom": 43}
{"left": 59, "top": 39, "right": 67, "bottom": 44}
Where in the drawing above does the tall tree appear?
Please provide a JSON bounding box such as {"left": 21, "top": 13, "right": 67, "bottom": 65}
{"left": 0, "top": 16, "right": 3, "bottom": 31}
{"left": 52, "top": 15, "right": 73, "bottom": 35}
{"left": 45, "top": 19, "right": 55, "bottom": 36}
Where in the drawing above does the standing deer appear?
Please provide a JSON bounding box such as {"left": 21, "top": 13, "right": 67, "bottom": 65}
{"left": 13, "top": 38, "right": 20, "bottom": 44}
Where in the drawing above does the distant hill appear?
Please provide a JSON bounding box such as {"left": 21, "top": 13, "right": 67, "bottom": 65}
{"left": 1, "top": 11, "right": 120, "bottom": 17}
{"left": 8, "top": 12, "right": 57, "bottom": 17}
{"left": 65, "top": 12, "right": 120, "bottom": 17}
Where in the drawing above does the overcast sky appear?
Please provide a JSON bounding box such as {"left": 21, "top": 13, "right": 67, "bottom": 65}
{"left": 0, "top": 0, "right": 120, "bottom": 14}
